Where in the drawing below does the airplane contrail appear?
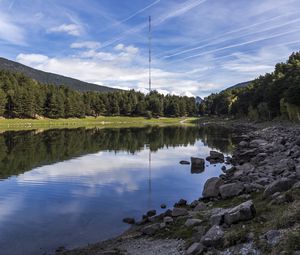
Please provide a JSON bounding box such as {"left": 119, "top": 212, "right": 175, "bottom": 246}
{"left": 98, "top": 0, "right": 207, "bottom": 49}
{"left": 164, "top": 13, "right": 300, "bottom": 59}
{"left": 170, "top": 28, "right": 300, "bottom": 63}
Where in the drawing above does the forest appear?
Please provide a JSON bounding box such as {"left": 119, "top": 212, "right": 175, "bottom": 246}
{"left": 200, "top": 51, "right": 300, "bottom": 121}
{"left": 0, "top": 70, "right": 198, "bottom": 119}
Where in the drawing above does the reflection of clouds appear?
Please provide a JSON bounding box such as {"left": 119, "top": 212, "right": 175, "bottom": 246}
{"left": 16, "top": 141, "right": 211, "bottom": 195}
{"left": 0, "top": 194, "right": 23, "bottom": 225}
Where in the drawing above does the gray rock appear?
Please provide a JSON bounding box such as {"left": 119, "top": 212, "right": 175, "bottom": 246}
{"left": 180, "top": 160, "right": 190, "bottom": 165}
{"left": 201, "top": 225, "right": 224, "bottom": 247}
{"left": 202, "top": 177, "right": 224, "bottom": 198}
{"left": 210, "top": 151, "right": 224, "bottom": 160}
{"left": 142, "top": 223, "right": 160, "bottom": 235}
{"left": 292, "top": 181, "right": 300, "bottom": 189}
{"left": 210, "top": 209, "right": 227, "bottom": 225}
{"left": 264, "top": 230, "right": 282, "bottom": 246}
{"left": 194, "top": 202, "right": 207, "bottom": 211}
{"left": 191, "top": 157, "right": 205, "bottom": 173}
{"left": 160, "top": 203, "right": 167, "bottom": 209}
{"left": 219, "top": 182, "right": 244, "bottom": 199}
{"left": 171, "top": 207, "right": 188, "bottom": 217}
{"left": 122, "top": 217, "right": 135, "bottom": 224}
{"left": 250, "top": 139, "right": 268, "bottom": 148}
{"left": 224, "top": 200, "right": 256, "bottom": 225}
{"left": 146, "top": 210, "right": 156, "bottom": 217}
{"left": 263, "top": 178, "right": 296, "bottom": 197}
{"left": 174, "top": 198, "right": 187, "bottom": 207}
{"left": 296, "top": 165, "right": 300, "bottom": 179}
{"left": 239, "top": 141, "right": 249, "bottom": 147}
{"left": 186, "top": 242, "right": 204, "bottom": 255}
{"left": 163, "top": 216, "right": 174, "bottom": 225}
{"left": 190, "top": 200, "right": 199, "bottom": 208}
{"left": 184, "top": 218, "right": 202, "bottom": 227}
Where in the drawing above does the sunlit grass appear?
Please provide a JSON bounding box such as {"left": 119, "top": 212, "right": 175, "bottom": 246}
{"left": 0, "top": 116, "right": 198, "bottom": 131}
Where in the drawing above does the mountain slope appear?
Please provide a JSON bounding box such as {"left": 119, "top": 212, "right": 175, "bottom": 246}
{"left": 225, "top": 81, "right": 251, "bottom": 91}
{"left": 0, "top": 57, "right": 116, "bottom": 92}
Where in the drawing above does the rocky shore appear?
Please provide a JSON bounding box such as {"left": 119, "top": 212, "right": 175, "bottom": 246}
{"left": 57, "top": 122, "right": 300, "bottom": 255}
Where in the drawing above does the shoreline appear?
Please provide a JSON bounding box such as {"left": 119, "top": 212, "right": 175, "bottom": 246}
{"left": 56, "top": 119, "right": 300, "bottom": 255}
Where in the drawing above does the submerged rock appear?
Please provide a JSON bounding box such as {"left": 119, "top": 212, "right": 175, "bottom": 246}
{"left": 180, "top": 160, "right": 190, "bottom": 165}
{"left": 191, "top": 157, "right": 205, "bottom": 173}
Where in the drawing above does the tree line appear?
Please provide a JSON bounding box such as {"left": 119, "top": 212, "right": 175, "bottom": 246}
{"left": 0, "top": 70, "right": 198, "bottom": 119}
{"left": 200, "top": 51, "right": 300, "bottom": 121}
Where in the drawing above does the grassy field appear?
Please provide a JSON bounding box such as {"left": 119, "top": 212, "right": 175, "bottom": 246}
{"left": 0, "top": 116, "right": 198, "bottom": 131}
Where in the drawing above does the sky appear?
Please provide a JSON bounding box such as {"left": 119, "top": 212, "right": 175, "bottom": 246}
{"left": 0, "top": 0, "right": 300, "bottom": 98}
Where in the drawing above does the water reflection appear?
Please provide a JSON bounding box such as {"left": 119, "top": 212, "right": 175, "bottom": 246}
{"left": 0, "top": 125, "right": 235, "bottom": 255}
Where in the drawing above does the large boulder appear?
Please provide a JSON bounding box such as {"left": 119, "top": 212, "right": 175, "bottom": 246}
{"left": 263, "top": 178, "right": 296, "bottom": 197}
{"left": 219, "top": 182, "right": 244, "bottom": 199}
{"left": 185, "top": 218, "right": 202, "bottom": 227}
{"left": 142, "top": 223, "right": 160, "bottom": 235}
{"left": 201, "top": 225, "right": 224, "bottom": 247}
{"left": 171, "top": 207, "right": 188, "bottom": 217}
{"left": 191, "top": 157, "right": 205, "bottom": 173}
{"left": 186, "top": 242, "right": 204, "bottom": 255}
{"left": 202, "top": 177, "right": 224, "bottom": 198}
{"left": 224, "top": 200, "right": 256, "bottom": 225}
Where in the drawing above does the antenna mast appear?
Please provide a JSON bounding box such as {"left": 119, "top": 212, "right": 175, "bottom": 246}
{"left": 148, "top": 16, "right": 152, "bottom": 92}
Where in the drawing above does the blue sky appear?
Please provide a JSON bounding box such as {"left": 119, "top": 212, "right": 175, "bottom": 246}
{"left": 0, "top": 0, "right": 300, "bottom": 97}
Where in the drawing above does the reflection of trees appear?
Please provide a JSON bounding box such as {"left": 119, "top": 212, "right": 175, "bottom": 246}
{"left": 0, "top": 125, "right": 235, "bottom": 179}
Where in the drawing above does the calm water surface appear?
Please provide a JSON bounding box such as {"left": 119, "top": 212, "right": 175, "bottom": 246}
{"left": 0, "top": 125, "right": 235, "bottom": 255}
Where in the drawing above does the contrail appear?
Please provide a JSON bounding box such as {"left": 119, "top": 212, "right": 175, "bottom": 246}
{"left": 98, "top": 0, "right": 160, "bottom": 34}
{"left": 164, "top": 14, "right": 300, "bottom": 59}
{"left": 98, "top": 0, "right": 207, "bottom": 49}
{"left": 171, "top": 28, "right": 300, "bottom": 63}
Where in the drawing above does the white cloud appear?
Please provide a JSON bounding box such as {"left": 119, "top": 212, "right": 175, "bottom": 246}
{"left": 16, "top": 53, "right": 49, "bottom": 65}
{"left": 71, "top": 41, "right": 101, "bottom": 49}
{"left": 48, "top": 23, "right": 82, "bottom": 36}
{"left": 0, "top": 12, "right": 25, "bottom": 45}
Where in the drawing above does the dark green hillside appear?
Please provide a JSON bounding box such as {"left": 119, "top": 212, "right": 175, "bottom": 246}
{"left": 0, "top": 57, "right": 115, "bottom": 92}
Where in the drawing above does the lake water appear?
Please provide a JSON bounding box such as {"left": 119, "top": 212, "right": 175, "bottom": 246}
{"left": 0, "top": 125, "right": 235, "bottom": 255}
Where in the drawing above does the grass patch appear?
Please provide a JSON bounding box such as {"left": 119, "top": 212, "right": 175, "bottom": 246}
{"left": 0, "top": 116, "right": 198, "bottom": 131}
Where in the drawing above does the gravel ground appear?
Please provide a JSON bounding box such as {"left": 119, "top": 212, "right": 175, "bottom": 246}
{"left": 116, "top": 237, "right": 185, "bottom": 255}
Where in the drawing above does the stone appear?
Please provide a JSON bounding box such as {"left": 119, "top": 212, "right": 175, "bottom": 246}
{"left": 160, "top": 203, "right": 167, "bottom": 209}
{"left": 194, "top": 202, "right": 207, "bottom": 211}
{"left": 171, "top": 207, "right": 188, "bottom": 217}
{"left": 184, "top": 218, "right": 202, "bottom": 227}
{"left": 180, "top": 160, "right": 190, "bottom": 165}
{"left": 219, "top": 183, "right": 244, "bottom": 198}
{"left": 210, "top": 209, "right": 227, "bottom": 225}
{"left": 146, "top": 210, "right": 156, "bottom": 217}
{"left": 292, "top": 181, "right": 300, "bottom": 189}
{"left": 210, "top": 151, "right": 224, "bottom": 160}
{"left": 264, "top": 230, "right": 282, "bottom": 247}
{"left": 224, "top": 200, "right": 256, "bottom": 225}
{"left": 174, "top": 198, "right": 187, "bottom": 207}
{"left": 201, "top": 225, "right": 224, "bottom": 247}
{"left": 186, "top": 242, "right": 204, "bottom": 255}
{"left": 163, "top": 216, "right": 173, "bottom": 225}
{"left": 122, "top": 217, "right": 135, "bottom": 224}
{"left": 263, "top": 178, "right": 296, "bottom": 197}
{"left": 221, "top": 166, "right": 226, "bottom": 172}
{"left": 191, "top": 157, "right": 205, "bottom": 173}
{"left": 296, "top": 165, "right": 300, "bottom": 179}
{"left": 190, "top": 200, "right": 199, "bottom": 208}
{"left": 239, "top": 141, "right": 249, "bottom": 147}
{"left": 296, "top": 137, "right": 300, "bottom": 146}
{"left": 164, "top": 209, "right": 172, "bottom": 217}
{"left": 249, "top": 139, "right": 268, "bottom": 148}
{"left": 202, "top": 177, "right": 224, "bottom": 198}
{"left": 142, "top": 223, "right": 160, "bottom": 235}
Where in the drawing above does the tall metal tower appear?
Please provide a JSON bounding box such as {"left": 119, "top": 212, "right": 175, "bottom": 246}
{"left": 148, "top": 16, "right": 152, "bottom": 92}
